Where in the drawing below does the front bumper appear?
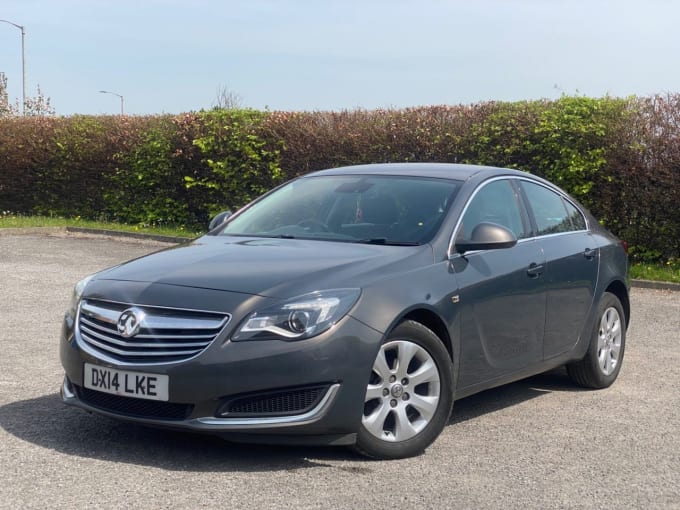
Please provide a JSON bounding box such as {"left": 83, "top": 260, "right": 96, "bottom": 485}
{"left": 60, "top": 298, "right": 383, "bottom": 444}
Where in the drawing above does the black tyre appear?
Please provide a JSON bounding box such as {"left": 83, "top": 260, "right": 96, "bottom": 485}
{"left": 353, "top": 320, "right": 454, "bottom": 459}
{"left": 567, "top": 292, "right": 626, "bottom": 389}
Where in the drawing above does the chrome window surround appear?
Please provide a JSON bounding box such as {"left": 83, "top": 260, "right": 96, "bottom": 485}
{"left": 447, "top": 176, "right": 590, "bottom": 258}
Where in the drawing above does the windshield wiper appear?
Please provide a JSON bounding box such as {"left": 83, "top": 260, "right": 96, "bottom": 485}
{"left": 356, "top": 238, "right": 420, "bottom": 246}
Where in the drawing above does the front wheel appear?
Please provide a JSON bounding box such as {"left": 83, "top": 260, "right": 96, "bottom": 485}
{"left": 353, "top": 320, "right": 454, "bottom": 459}
{"left": 567, "top": 292, "right": 626, "bottom": 389}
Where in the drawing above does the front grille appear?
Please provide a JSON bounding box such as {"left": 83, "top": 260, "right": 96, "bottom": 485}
{"left": 218, "top": 385, "right": 330, "bottom": 417}
{"left": 77, "top": 299, "right": 230, "bottom": 364}
{"left": 75, "top": 385, "right": 193, "bottom": 421}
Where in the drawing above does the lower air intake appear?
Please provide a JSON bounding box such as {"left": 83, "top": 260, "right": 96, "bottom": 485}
{"left": 76, "top": 385, "right": 193, "bottom": 421}
{"left": 218, "top": 385, "right": 330, "bottom": 417}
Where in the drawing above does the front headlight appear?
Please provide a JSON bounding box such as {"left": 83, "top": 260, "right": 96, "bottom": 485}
{"left": 66, "top": 274, "right": 95, "bottom": 318}
{"left": 232, "top": 288, "right": 361, "bottom": 341}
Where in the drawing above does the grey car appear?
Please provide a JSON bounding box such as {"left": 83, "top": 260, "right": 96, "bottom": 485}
{"left": 60, "top": 163, "right": 629, "bottom": 459}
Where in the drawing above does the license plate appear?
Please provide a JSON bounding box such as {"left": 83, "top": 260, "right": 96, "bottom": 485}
{"left": 84, "top": 363, "right": 169, "bottom": 401}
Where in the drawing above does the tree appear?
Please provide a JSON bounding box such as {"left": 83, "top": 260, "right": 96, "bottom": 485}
{"left": 212, "top": 84, "right": 243, "bottom": 110}
{"left": 0, "top": 75, "right": 55, "bottom": 117}
{"left": 0, "top": 73, "right": 14, "bottom": 117}
{"left": 24, "top": 85, "right": 55, "bottom": 116}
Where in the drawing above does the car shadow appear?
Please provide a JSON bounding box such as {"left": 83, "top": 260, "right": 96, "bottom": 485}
{"left": 0, "top": 392, "right": 351, "bottom": 472}
{"left": 0, "top": 368, "right": 583, "bottom": 470}
{"left": 450, "top": 367, "right": 586, "bottom": 425}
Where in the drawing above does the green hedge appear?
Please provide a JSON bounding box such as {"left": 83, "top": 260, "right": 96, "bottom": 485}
{"left": 1, "top": 96, "right": 678, "bottom": 261}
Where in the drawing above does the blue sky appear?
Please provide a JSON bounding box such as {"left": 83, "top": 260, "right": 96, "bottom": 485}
{"left": 1, "top": 0, "right": 679, "bottom": 115}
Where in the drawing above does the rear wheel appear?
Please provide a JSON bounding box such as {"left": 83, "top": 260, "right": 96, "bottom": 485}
{"left": 567, "top": 292, "right": 626, "bottom": 389}
{"left": 353, "top": 320, "right": 454, "bottom": 459}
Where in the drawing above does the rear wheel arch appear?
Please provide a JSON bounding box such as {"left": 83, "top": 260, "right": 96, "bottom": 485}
{"left": 604, "top": 280, "right": 630, "bottom": 329}
{"left": 567, "top": 291, "right": 626, "bottom": 388}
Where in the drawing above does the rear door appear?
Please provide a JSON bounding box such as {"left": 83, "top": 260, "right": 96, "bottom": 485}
{"left": 519, "top": 180, "right": 599, "bottom": 359}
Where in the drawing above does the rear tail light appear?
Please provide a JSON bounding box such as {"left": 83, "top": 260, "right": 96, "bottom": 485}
{"left": 620, "top": 240, "right": 629, "bottom": 255}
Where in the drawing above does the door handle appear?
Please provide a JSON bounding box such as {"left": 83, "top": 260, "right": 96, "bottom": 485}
{"left": 584, "top": 248, "right": 597, "bottom": 260}
{"left": 527, "top": 263, "right": 544, "bottom": 278}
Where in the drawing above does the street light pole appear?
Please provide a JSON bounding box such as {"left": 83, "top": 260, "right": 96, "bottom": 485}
{"left": 0, "top": 19, "right": 26, "bottom": 115}
{"left": 99, "top": 90, "right": 124, "bottom": 115}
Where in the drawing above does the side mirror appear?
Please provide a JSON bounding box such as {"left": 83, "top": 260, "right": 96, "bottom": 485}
{"left": 456, "top": 222, "right": 517, "bottom": 254}
{"left": 208, "top": 211, "right": 232, "bottom": 231}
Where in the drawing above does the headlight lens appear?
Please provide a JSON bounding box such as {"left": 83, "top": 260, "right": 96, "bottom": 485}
{"left": 67, "top": 274, "right": 95, "bottom": 318}
{"left": 232, "top": 289, "right": 361, "bottom": 341}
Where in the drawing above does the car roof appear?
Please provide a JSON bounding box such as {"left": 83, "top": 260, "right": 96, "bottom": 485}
{"left": 304, "top": 162, "right": 530, "bottom": 181}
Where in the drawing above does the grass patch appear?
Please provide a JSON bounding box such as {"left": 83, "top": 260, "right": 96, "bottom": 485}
{"left": 629, "top": 261, "right": 680, "bottom": 284}
{"left": 0, "top": 214, "right": 200, "bottom": 239}
{"left": 3, "top": 214, "right": 679, "bottom": 284}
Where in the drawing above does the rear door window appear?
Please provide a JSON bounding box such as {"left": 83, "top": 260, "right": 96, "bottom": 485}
{"left": 563, "top": 199, "right": 587, "bottom": 231}
{"left": 521, "top": 181, "right": 586, "bottom": 235}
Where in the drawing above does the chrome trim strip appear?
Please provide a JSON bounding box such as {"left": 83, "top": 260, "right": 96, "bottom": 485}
{"left": 80, "top": 324, "right": 210, "bottom": 349}
{"left": 447, "top": 175, "right": 591, "bottom": 257}
{"left": 61, "top": 376, "right": 75, "bottom": 399}
{"left": 80, "top": 301, "right": 229, "bottom": 330}
{"left": 80, "top": 317, "right": 215, "bottom": 341}
{"left": 80, "top": 333, "right": 201, "bottom": 357}
{"left": 75, "top": 337, "right": 204, "bottom": 367}
{"left": 80, "top": 303, "right": 119, "bottom": 324}
{"left": 448, "top": 237, "right": 539, "bottom": 260}
{"left": 192, "top": 384, "right": 341, "bottom": 429}
{"left": 447, "top": 176, "right": 526, "bottom": 257}
{"left": 528, "top": 229, "right": 589, "bottom": 240}
{"left": 81, "top": 297, "right": 233, "bottom": 316}
{"left": 513, "top": 176, "right": 591, "bottom": 231}
{"left": 62, "top": 381, "right": 342, "bottom": 431}
{"left": 75, "top": 300, "right": 231, "bottom": 366}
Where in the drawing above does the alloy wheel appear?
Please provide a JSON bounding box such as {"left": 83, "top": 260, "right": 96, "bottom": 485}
{"left": 361, "top": 340, "right": 441, "bottom": 442}
{"left": 597, "top": 307, "right": 622, "bottom": 376}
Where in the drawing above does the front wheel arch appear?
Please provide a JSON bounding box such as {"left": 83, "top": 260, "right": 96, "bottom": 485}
{"left": 402, "top": 308, "right": 454, "bottom": 361}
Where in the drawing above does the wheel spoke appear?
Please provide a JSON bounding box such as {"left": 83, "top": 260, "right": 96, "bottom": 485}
{"left": 393, "top": 406, "right": 419, "bottom": 441}
{"left": 610, "top": 341, "right": 621, "bottom": 360}
{"left": 365, "top": 383, "right": 384, "bottom": 402}
{"left": 598, "top": 348, "right": 607, "bottom": 371}
{"left": 362, "top": 401, "right": 391, "bottom": 438}
{"left": 373, "top": 348, "right": 392, "bottom": 381}
{"left": 603, "top": 349, "right": 612, "bottom": 374}
{"left": 600, "top": 314, "right": 609, "bottom": 333}
{"left": 408, "top": 359, "right": 440, "bottom": 387}
{"left": 609, "top": 309, "right": 619, "bottom": 331}
{"left": 395, "top": 341, "right": 419, "bottom": 378}
{"left": 408, "top": 393, "right": 439, "bottom": 421}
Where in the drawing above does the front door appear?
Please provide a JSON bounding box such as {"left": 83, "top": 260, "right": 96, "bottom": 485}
{"left": 451, "top": 178, "right": 547, "bottom": 389}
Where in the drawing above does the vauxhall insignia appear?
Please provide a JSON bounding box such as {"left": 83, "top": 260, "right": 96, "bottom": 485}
{"left": 116, "top": 308, "right": 145, "bottom": 338}
{"left": 59, "top": 164, "right": 630, "bottom": 460}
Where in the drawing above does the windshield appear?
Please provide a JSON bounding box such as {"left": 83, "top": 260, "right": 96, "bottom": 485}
{"left": 218, "top": 175, "right": 461, "bottom": 245}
